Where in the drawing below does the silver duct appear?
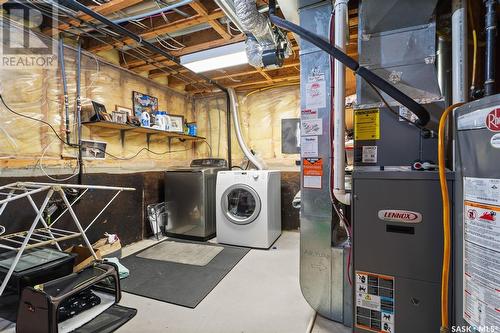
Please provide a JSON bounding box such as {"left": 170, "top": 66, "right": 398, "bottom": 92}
{"left": 234, "top": 0, "right": 277, "bottom": 68}
{"left": 228, "top": 88, "right": 265, "bottom": 170}
{"left": 234, "top": 0, "right": 274, "bottom": 42}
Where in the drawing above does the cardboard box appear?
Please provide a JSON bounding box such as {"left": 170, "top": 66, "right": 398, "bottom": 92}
{"left": 92, "top": 238, "right": 122, "bottom": 258}
{"left": 65, "top": 246, "right": 102, "bottom": 272}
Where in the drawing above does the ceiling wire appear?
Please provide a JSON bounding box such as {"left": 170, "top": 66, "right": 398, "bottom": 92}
{"left": 23, "top": 4, "right": 215, "bottom": 92}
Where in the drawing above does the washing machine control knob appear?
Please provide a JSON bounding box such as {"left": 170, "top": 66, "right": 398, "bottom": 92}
{"left": 252, "top": 174, "right": 259, "bottom": 180}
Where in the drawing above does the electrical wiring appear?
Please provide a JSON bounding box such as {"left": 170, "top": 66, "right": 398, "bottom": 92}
{"left": 22, "top": 2, "right": 213, "bottom": 92}
{"left": 438, "top": 102, "right": 465, "bottom": 333}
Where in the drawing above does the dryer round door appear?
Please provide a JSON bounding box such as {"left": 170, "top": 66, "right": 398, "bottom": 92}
{"left": 221, "top": 184, "right": 262, "bottom": 225}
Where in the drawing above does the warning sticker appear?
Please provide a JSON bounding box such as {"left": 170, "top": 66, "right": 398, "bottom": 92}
{"left": 356, "top": 271, "right": 395, "bottom": 333}
{"left": 305, "top": 75, "right": 326, "bottom": 110}
{"left": 303, "top": 158, "right": 323, "bottom": 189}
{"left": 464, "top": 177, "right": 500, "bottom": 206}
{"left": 463, "top": 198, "right": 500, "bottom": 328}
{"left": 301, "top": 109, "right": 318, "bottom": 119}
{"left": 301, "top": 118, "right": 323, "bottom": 136}
{"left": 355, "top": 109, "right": 380, "bottom": 141}
{"left": 362, "top": 146, "right": 378, "bottom": 163}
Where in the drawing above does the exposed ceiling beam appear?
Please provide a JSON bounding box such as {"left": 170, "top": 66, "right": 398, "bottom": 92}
{"left": 44, "top": 0, "right": 143, "bottom": 36}
{"left": 89, "top": 9, "right": 227, "bottom": 52}
{"left": 189, "top": 0, "right": 232, "bottom": 40}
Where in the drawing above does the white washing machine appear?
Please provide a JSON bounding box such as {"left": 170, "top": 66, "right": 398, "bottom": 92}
{"left": 216, "top": 170, "right": 281, "bottom": 249}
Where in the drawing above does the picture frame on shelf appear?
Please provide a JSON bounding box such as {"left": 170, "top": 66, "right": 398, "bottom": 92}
{"left": 90, "top": 101, "right": 110, "bottom": 121}
{"left": 115, "top": 105, "right": 132, "bottom": 116}
{"left": 112, "top": 111, "right": 128, "bottom": 124}
{"left": 166, "top": 114, "right": 184, "bottom": 133}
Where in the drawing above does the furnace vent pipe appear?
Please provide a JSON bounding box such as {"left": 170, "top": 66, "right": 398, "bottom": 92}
{"left": 228, "top": 88, "right": 265, "bottom": 170}
{"left": 333, "top": 0, "right": 350, "bottom": 206}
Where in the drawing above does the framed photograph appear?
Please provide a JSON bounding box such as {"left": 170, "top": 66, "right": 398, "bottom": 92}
{"left": 166, "top": 114, "right": 184, "bottom": 133}
{"left": 112, "top": 111, "right": 128, "bottom": 124}
{"left": 90, "top": 101, "right": 109, "bottom": 121}
{"left": 115, "top": 105, "right": 132, "bottom": 116}
{"left": 81, "top": 140, "right": 107, "bottom": 160}
{"left": 132, "top": 91, "right": 158, "bottom": 118}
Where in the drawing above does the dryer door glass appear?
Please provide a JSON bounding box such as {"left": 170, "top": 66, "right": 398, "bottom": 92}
{"left": 222, "top": 184, "right": 261, "bottom": 225}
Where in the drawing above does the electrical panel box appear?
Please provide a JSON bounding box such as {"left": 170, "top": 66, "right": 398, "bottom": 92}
{"left": 352, "top": 168, "right": 452, "bottom": 333}
{"left": 454, "top": 94, "right": 500, "bottom": 330}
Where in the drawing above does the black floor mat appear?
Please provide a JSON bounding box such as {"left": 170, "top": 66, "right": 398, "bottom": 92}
{"left": 120, "top": 239, "right": 250, "bottom": 308}
{"left": 74, "top": 304, "right": 137, "bottom": 333}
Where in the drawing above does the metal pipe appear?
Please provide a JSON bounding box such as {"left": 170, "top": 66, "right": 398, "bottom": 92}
{"left": 333, "top": 0, "right": 350, "bottom": 206}
{"left": 452, "top": 0, "right": 468, "bottom": 104}
{"left": 112, "top": 0, "right": 194, "bottom": 24}
{"left": 76, "top": 40, "right": 83, "bottom": 184}
{"left": 58, "top": 38, "right": 71, "bottom": 144}
{"left": 228, "top": 88, "right": 264, "bottom": 170}
{"left": 226, "top": 92, "right": 232, "bottom": 169}
{"left": 484, "top": 0, "right": 497, "bottom": 96}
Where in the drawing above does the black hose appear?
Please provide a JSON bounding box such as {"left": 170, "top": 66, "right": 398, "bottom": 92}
{"left": 484, "top": 0, "right": 497, "bottom": 96}
{"left": 268, "top": 0, "right": 431, "bottom": 127}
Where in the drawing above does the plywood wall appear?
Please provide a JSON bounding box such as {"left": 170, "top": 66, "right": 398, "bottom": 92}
{"left": 194, "top": 85, "right": 301, "bottom": 170}
{"left": 0, "top": 40, "right": 195, "bottom": 176}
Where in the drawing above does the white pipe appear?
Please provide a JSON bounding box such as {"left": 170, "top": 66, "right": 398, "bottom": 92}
{"left": 452, "top": 0, "right": 468, "bottom": 104}
{"left": 228, "top": 88, "right": 265, "bottom": 170}
{"left": 333, "top": 0, "right": 350, "bottom": 205}
{"left": 451, "top": 0, "right": 468, "bottom": 171}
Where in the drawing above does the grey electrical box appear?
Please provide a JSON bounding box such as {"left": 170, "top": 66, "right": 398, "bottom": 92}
{"left": 353, "top": 105, "right": 441, "bottom": 167}
{"left": 352, "top": 168, "right": 453, "bottom": 333}
{"left": 454, "top": 94, "right": 500, "bottom": 330}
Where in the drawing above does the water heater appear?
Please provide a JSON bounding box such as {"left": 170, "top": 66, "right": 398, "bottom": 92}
{"left": 454, "top": 94, "right": 500, "bottom": 331}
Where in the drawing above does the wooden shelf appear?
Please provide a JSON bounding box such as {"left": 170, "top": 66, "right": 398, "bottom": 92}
{"left": 82, "top": 121, "right": 206, "bottom": 142}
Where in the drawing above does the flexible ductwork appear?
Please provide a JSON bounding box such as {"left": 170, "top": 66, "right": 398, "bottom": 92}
{"left": 233, "top": 0, "right": 279, "bottom": 69}
{"left": 228, "top": 88, "right": 265, "bottom": 170}
{"left": 234, "top": 0, "right": 274, "bottom": 42}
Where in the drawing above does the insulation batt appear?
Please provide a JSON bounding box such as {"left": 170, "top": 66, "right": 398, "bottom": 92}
{"left": 195, "top": 86, "right": 300, "bottom": 169}
{"left": 0, "top": 32, "right": 193, "bottom": 173}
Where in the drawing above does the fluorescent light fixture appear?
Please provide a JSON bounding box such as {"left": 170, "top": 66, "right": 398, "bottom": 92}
{"left": 180, "top": 42, "right": 248, "bottom": 73}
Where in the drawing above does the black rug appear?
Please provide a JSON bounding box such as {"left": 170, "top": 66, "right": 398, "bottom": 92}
{"left": 120, "top": 239, "right": 250, "bottom": 308}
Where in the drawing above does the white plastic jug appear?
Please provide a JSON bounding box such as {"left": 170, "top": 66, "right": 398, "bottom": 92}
{"left": 141, "top": 111, "right": 150, "bottom": 127}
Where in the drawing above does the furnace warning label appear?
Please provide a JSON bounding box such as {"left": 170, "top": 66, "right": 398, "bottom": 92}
{"left": 355, "top": 109, "right": 380, "bottom": 141}
{"left": 303, "top": 158, "right": 323, "bottom": 189}
{"left": 356, "top": 271, "right": 395, "bottom": 333}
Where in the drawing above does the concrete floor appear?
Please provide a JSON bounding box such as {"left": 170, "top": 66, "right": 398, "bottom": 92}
{"left": 117, "top": 231, "right": 351, "bottom": 333}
